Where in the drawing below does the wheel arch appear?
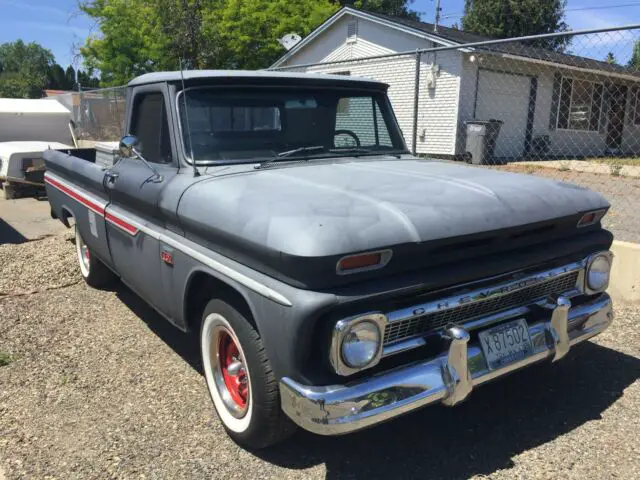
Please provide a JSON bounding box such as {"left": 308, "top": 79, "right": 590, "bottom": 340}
{"left": 59, "top": 205, "right": 74, "bottom": 227}
{"left": 183, "top": 269, "right": 258, "bottom": 334}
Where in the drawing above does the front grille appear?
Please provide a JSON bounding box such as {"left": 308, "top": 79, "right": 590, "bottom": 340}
{"left": 383, "top": 270, "right": 580, "bottom": 345}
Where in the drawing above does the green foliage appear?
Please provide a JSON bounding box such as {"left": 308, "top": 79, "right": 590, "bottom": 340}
{"left": 462, "top": 0, "right": 569, "bottom": 51}
{"left": 80, "top": 0, "right": 339, "bottom": 84}
{"left": 0, "top": 351, "right": 14, "bottom": 367}
{"left": 605, "top": 52, "right": 617, "bottom": 65}
{"left": 629, "top": 41, "right": 640, "bottom": 70}
{"left": 341, "top": 0, "right": 418, "bottom": 19}
{"left": 203, "top": 0, "right": 338, "bottom": 70}
{"left": 0, "top": 40, "right": 55, "bottom": 98}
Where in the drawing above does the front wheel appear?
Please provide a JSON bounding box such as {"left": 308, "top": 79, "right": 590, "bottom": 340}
{"left": 200, "top": 299, "right": 296, "bottom": 449}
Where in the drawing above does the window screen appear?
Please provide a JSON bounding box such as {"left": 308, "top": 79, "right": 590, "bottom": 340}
{"left": 130, "top": 93, "right": 172, "bottom": 164}
{"left": 557, "top": 78, "right": 603, "bottom": 132}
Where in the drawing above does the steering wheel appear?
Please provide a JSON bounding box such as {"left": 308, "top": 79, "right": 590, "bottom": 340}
{"left": 334, "top": 129, "right": 361, "bottom": 148}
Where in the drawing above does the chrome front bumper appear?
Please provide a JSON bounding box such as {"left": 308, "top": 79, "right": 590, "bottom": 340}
{"left": 280, "top": 293, "right": 613, "bottom": 435}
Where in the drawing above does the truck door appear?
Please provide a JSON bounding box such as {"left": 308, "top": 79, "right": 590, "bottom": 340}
{"left": 103, "top": 86, "right": 178, "bottom": 314}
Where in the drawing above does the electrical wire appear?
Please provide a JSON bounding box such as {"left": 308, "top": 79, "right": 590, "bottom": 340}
{"left": 436, "top": 2, "right": 640, "bottom": 21}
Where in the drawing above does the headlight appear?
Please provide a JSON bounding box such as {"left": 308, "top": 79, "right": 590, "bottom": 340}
{"left": 341, "top": 321, "right": 381, "bottom": 368}
{"left": 586, "top": 252, "right": 612, "bottom": 293}
{"left": 330, "top": 313, "right": 387, "bottom": 376}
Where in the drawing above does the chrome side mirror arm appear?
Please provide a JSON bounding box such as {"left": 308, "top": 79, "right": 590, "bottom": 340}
{"left": 119, "top": 135, "right": 163, "bottom": 182}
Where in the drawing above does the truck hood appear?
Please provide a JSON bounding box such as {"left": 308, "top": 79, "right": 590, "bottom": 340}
{"left": 177, "top": 158, "right": 610, "bottom": 288}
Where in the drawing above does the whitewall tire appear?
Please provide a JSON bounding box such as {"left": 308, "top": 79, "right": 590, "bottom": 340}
{"left": 200, "top": 299, "right": 295, "bottom": 449}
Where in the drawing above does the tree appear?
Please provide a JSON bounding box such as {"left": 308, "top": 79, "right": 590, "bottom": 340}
{"left": 65, "top": 65, "right": 77, "bottom": 90}
{"left": 629, "top": 41, "right": 640, "bottom": 71}
{"left": 339, "top": 0, "right": 418, "bottom": 19}
{"left": 0, "top": 40, "right": 55, "bottom": 97}
{"left": 462, "top": 0, "right": 569, "bottom": 51}
{"left": 605, "top": 52, "right": 617, "bottom": 65}
{"left": 203, "top": 0, "right": 338, "bottom": 69}
{"left": 80, "top": 0, "right": 339, "bottom": 84}
{"left": 48, "top": 63, "right": 68, "bottom": 90}
{"left": 77, "top": 69, "right": 101, "bottom": 88}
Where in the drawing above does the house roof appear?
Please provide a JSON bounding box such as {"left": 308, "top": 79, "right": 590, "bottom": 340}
{"left": 363, "top": 10, "right": 640, "bottom": 79}
{"left": 273, "top": 7, "right": 640, "bottom": 80}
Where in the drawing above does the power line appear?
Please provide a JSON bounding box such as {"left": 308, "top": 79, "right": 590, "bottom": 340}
{"left": 566, "top": 2, "right": 640, "bottom": 12}
{"left": 436, "top": 2, "right": 640, "bottom": 21}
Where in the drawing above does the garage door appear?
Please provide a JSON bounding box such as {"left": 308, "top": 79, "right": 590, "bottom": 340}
{"left": 475, "top": 70, "right": 532, "bottom": 159}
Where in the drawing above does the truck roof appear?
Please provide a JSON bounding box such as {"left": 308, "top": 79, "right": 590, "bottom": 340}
{"left": 128, "top": 70, "right": 388, "bottom": 89}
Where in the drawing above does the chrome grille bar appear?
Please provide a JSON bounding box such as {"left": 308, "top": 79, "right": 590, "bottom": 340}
{"left": 383, "top": 260, "right": 584, "bottom": 347}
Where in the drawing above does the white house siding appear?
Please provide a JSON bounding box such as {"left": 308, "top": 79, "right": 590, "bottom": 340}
{"left": 277, "top": 13, "right": 462, "bottom": 156}
{"left": 306, "top": 56, "right": 419, "bottom": 151}
{"left": 415, "top": 50, "right": 463, "bottom": 156}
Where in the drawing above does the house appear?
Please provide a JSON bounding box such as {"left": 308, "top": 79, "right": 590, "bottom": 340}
{"left": 271, "top": 7, "right": 640, "bottom": 160}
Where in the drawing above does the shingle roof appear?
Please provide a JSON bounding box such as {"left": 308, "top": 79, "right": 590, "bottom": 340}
{"left": 363, "top": 10, "right": 640, "bottom": 80}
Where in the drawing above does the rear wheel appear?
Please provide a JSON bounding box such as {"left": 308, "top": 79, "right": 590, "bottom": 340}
{"left": 75, "top": 225, "right": 117, "bottom": 288}
{"left": 200, "top": 299, "right": 295, "bottom": 449}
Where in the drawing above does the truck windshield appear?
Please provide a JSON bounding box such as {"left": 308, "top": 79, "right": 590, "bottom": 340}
{"left": 177, "top": 87, "right": 407, "bottom": 164}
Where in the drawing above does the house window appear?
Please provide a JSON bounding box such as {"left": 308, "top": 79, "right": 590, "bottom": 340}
{"left": 557, "top": 77, "right": 604, "bottom": 132}
{"left": 347, "top": 21, "right": 358, "bottom": 43}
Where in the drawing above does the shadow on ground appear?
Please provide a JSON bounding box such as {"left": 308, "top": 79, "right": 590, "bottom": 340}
{"left": 115, "top": 285, "right": 640, "bottom": 480}
{"left": 0, "top": 217, "right": 27, "bottom": 244}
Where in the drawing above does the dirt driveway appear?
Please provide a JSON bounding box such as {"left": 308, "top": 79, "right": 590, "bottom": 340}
{"left": 1, "top": 230, "right": 639, "bottom": 479}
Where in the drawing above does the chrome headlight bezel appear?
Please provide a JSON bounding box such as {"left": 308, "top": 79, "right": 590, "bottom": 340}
{"left": 330, "top": 313, "right": 387, "bottom": 376}
{"left": 584, "top": 251, "right": 613, "bottom": 294}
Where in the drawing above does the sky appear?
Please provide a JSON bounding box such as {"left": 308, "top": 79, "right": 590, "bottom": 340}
{"left": 0, "top": 0, "right": 639, "bottom": 68}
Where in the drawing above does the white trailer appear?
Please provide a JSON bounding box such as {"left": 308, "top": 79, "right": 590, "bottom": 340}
{"left": 0, "top": 98, "right": 74, "bottom": 199}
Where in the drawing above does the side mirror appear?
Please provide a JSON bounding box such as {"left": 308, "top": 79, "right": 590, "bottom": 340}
{"left": 119, "top": 135, "right": 140, "bottom": 158}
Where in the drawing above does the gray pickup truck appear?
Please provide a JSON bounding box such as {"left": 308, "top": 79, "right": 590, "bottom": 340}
{"left": 44, "top": 70, "right": 614, "bottom": 449}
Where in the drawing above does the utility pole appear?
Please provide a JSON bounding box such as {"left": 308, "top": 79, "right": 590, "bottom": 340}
{"left": 434, "top": 0, "right": 442, "bottom": 33}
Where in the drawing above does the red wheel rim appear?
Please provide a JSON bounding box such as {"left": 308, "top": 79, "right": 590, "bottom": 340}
{"left": 218, "top": 331, "right": 248, "bottom": 409}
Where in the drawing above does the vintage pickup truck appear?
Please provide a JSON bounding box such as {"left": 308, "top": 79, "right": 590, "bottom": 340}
{"left": 44, "top": 70, "right": 614, "bottom": 449}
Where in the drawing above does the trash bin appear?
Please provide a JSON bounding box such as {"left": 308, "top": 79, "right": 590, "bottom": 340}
{"left": 464, "top": 119, "right": 504, "bottom": 165}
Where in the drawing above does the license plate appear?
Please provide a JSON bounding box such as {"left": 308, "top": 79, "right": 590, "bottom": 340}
{"left": 479, "top": 319, "right": 534, "bottom": 370}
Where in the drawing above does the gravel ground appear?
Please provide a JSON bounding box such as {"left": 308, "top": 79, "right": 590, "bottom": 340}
{"left": 1, "top": 233, "right": 639, "bottom": 480}
{"left": 496, "top": 165, "right": 640, "bottom": 244}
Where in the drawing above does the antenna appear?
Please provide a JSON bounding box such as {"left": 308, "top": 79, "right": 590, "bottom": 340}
{"left": 180, "top": 58, "right": 199, "bottom": 177}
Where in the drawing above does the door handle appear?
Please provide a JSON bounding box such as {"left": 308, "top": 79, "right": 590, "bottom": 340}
{"left": 104, "top": 171, "right": 119, "bottom": 187}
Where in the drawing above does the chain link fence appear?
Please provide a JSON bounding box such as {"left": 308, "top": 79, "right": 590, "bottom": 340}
{"left": 48, "top": 86, "right": 127, "bottom": 145}
{"left": 271, "top": 25, "right": 640, "bottom": 243}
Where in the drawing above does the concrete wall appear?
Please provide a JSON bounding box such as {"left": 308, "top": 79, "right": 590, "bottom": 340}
{"left": 609, "top": 240, "right": 640, "bottom": 304}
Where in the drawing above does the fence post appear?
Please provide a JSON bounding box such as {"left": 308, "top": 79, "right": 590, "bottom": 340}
{"left": 412, "top": 50, "right": 421, "bottom": 155}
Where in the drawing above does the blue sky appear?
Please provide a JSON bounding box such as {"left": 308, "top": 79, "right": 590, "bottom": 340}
{"left": 0, "top": 0, "right": 639, "bottom": 68}
{"left": 413, "top": 0, "right": 640, "bottom": 29}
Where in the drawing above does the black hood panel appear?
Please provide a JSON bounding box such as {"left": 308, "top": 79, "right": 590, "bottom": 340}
{"left": 178, "top": 158, "right": 610, "bottom": 288}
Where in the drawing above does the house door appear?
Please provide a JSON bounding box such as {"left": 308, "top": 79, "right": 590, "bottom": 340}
{"left": 475, "top": 70, "right": 533, "bottom": 159}
{"left": 606, "top": 85, "right": 627, "bottom": 151}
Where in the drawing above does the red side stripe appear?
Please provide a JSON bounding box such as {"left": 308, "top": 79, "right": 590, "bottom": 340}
{"left": 45, "top": 175, "right": 139, "bottom": 236}
{"left": 45, "top": 176, "right": 105, "bottom": 216}
{"left": 105, "top": 212, "right": 139, "bottom": 236}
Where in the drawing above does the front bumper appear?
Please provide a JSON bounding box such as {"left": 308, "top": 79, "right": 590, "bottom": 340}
{"left": 280, "top": 293, "right": 613, "bottom": 435}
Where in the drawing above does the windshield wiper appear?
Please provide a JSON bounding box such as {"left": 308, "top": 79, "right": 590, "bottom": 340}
{"left": 329, "top": 147, "right": 372, "bottom": 156}
{"left": 255, "top": 145, "right": 326, "bottom": 169}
